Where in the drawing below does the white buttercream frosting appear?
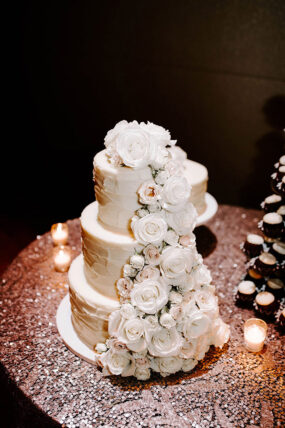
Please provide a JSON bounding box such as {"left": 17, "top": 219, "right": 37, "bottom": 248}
{"left": 93, "top": 150, "right": 208, "bottom": 234}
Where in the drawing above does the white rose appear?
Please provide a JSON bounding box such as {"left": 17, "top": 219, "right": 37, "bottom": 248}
{"left": 140, "top": 121, "right": 175, "bottom": 146}
{"left": 100, "top": 349, "right": 135, "bottom": 377}
{"left": 130, "top": 279, "right": 169, "bottom": 314}
{"left": 166, "top": 203, "right": 197, "bottom": 235}
{"left": 179, "top": 233, "right": 196, "bottom": 247}
{"left": 143, "top": 244, "right": 161, "bottom": 265}
{"left": 169, "top": 291, "right": 183, "bottom": 304}
{"left": 135, "top": 265, "right": 160, "bottom": 282}
{"left": 160, "top": 313, "right": 176, "bottom": 329}
{"left": 195, "top": 290, "right": 218, "bottom": 318}
{"left": 104, "top": 120, "right": 129, "bottom": 147}
{"left": 144, "top": 315, "right": 159, "bottom": 331}
{"left": 117, "top": 318, "right": 146, "bottom": 352}
{"left": 95, "top": 342, "right": 107, "bottom": 353}
{"left": 165, "top": 160, "right": 184, "bottom": 176}
{"left": 187, "top": 264, "right": 212, "bottom": 291}
{"left": 120, "top": 303, "right": 137, "bottom": 319}
{"left": 115, "top": 126, "right": 157, "bottom": 168}
{"left": 132, "top": 213, "right": 167, "bottom": 245}
{"left": 130, "top": 254, "right": 145, "bottom": 270}
{"left": 123, "top": 264, "right": 137, "bottom": 278}
{"left": 147, "top": 202, "right": 161, "bottom": 213}
{"left": 137, "top": 208, "right": 149, "bottom": 218}
{"left": 182, "top": 358, "right": 198, "bottom": 372}
{"left": 210, "top": 317, "right": 230, "bottom": 348}
{"left": 162, "top": 176, "right": 191, "bottom": 212}
{"left": 183, "top": 310, "right": 211, "bottom": 340}
{"left": 194, "top": 334, "right": 210, "bottom": 360}
{"left": 168, "top": 146, "right": 187, "bottom": 162}
{"left": 155, "top": 170, "right": 170, "bottom": 185}
{"left": 160, "top": 246, "right": 195, "bottom": 285}
{"left": 179, "top": 339, "right": 197, "bottom": 359}
{"left": 146, "top": 326, "right": 182, "bottom": 357}
{"left": 135, "top": 367, "right": 151, "bottom": 380}
{"left": 116, "top": 277, "right": 134, "bottom": 298}
{"left": 164, "top": 230, "right": 179, "bottom": 246}
{"left": 181, "top": 293, "right": 197, "bottom": 317}
{"left": 138, "top": 180, "right": 161, "bottom": 205}
{"left": 150, "top": 356, "right": 183, "bottom": 376}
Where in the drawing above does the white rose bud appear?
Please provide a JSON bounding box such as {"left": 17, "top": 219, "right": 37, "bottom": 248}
{"left": 169, "top": 291, "right": 183, "bottom": 304}
{"left": 135, "top": 265, "right": 160, "bottom": 282}
{"left": 135, "top": 367, "right": 151, "bottom": 380}
{"left": 143, "top": 244, "right": 161, "bottom": 265}
{"left": 116, "top": 277, "right": 133, "bottom": 298}
{"left": 179, "top": 233, "right": 196, "bottom": 247}
{"left": 182, "top": 358, "right": 198, "bottom": 372}
{"left": 120, "top": 303, "right": 137, "bottom": 319}
{"left": 164, "top": 229, "right": 179, "bottom": 246}
{"left": 169, "top": 304, "right": 183, "bottom": 321}
{"left": 123, "top": 263, "right": 137, "bottom": 278}
{"left": 95, "top": 343, "right": 107, "bottom": 353}
{"left": 148, "top": 202, "right": 161, "bottom": 213}
{"left": 160, "top": 313, "right": 176, "bottom": 329}
{"left": 155, "top": 170, "right": 170, "bottom": 185}
{"left": 138, "top": 180, "right": 161, "bottom": 205}
{"left": 130, "top": 254, "right": 145, "bottom": 270}
{"left": 137, "top": 208, "right": 149, "bottom": 218}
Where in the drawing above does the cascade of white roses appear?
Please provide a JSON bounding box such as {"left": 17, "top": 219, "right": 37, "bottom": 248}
{"left": 95, "top": 120, "right": 230, "bottom": 380}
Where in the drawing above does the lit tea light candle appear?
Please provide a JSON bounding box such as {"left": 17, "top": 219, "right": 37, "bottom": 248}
{"left": 244, "top": 318, "right": 268, "bottom": 352}
{"left": 51, "top": 223, "right": 69, "bottom": 246}
{"left": 53, "top": 245, "right": 71, "bottom": 272}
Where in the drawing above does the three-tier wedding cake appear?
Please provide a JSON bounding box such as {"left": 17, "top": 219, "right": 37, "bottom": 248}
{"left": 68, "top": 120, "right": 229, "bottom": 380}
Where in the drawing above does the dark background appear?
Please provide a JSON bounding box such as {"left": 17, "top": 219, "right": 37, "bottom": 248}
{"left": 2, "top": 0, "right": 285, "bottom": 271}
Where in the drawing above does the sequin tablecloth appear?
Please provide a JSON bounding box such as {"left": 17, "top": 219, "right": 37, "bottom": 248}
{"left": 0, "top": 206, "right": 284, "bottom": 428}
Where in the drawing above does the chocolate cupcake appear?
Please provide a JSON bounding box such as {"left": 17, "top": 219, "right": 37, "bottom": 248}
{"left": 244, "top": 268, "right": 264, "bottom": 288}
{"left": 243, "top": 234, "right": 264, "bottom": 258}
{"left": 255, "top": 291, "right": 278, "bottom": 318}
{"left": 275, "top": 261, "right": 285, "bottom": 280}
{"left": 271, "top": 241, "right": 285, "bottom": 262}
{"left": 261, "top": 194, "right": 282, "bottom": 213}
{"left": 236, "top": 280, "right": 256, "bottom": 307}
{"left": 254, "top": 252, "right": 277, "bottom": 277}
{"left": 266, "top": 278, "right": 284, "bottom": 299}
{"left": 261, "top": 213, "right": 284, "bottom": 238}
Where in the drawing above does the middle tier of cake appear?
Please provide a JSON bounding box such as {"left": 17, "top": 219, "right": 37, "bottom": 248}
{"left": 81, "top": 201, "right": 140, "bottom": 300}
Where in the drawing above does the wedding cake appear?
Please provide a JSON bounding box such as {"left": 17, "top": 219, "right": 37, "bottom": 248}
{"left": 68, "top": 120, "right": 229, "bottom": 380}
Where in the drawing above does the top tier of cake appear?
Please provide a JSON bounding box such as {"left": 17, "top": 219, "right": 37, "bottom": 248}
{"left": 94, "top": 149, "right": 208, "bottom": 234}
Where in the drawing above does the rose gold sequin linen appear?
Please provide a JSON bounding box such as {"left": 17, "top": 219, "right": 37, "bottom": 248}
{"left": 0, "top": 206, "right": 284, "bottom": 427}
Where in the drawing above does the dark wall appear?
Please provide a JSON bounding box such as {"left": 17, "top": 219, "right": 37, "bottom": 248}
{"left": 4, "top": 1, "right": 285, "bottom": 234}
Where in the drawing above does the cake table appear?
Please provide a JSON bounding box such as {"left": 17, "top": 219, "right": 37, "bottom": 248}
{"left": 0, "top": 206, "right": 284, "bottom": 427}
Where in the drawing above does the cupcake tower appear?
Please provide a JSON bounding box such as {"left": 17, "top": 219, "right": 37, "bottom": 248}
{"left": 237, "top": 155, "right": 285, "bottom": 331}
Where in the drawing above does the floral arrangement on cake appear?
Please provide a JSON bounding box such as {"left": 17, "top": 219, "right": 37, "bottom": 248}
{"left": 95, "top": 121, "right": 230, "bottom": 380}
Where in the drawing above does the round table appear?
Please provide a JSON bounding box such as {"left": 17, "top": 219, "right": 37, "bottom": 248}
{"left": 0, "top": 206, "right": 284, "bottom": 427}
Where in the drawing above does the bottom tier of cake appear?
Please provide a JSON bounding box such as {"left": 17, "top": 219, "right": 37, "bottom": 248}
{"left": 68, "top": 254, "right": 119, "bottom": 349}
